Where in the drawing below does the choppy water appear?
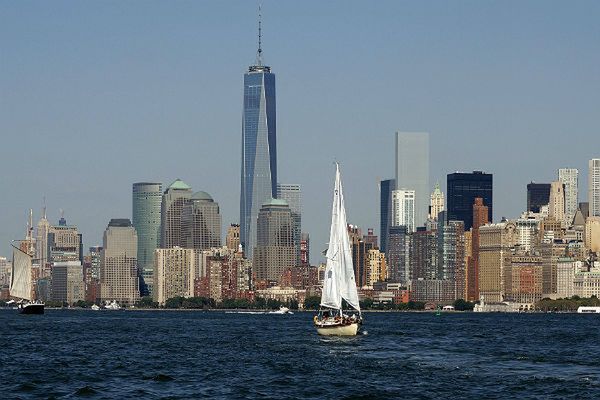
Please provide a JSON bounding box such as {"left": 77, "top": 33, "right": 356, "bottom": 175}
{"left": 1, "top": 310, "right": 600, "bottom": 399}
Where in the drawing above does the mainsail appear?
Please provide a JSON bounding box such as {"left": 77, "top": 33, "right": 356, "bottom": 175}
{"left": 10, "top": 245, "right": 32, "bottom": 301}
{"left": 320, "top": 164, "right": 361, "bottom": 312}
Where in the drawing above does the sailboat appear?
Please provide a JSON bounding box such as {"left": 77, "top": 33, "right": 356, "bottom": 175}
{"left": 11, "top": 243, "right": 45, "bottom": 314}
{"left": 314, "top": 163, "right": 362, "bottom": 336}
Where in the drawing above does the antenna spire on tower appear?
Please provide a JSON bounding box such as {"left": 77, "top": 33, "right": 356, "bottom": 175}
{"left": 256, "top": 4, "right": 263, "bottom": 66}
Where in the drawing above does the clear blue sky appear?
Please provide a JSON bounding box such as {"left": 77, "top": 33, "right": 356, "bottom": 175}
{"left": 1, "top": 1, "right": 599, "bottom": 260}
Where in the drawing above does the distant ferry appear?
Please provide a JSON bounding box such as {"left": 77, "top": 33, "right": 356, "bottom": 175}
{"left": 577, "top": 306, "right": 600, "bottom": 313}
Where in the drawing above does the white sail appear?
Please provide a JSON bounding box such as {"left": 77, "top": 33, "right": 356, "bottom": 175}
{"left": 11, "top": 245, "right": 32, "bottom": 301}
{"left": 320, "top": 164, "right": 360, "bottom": 312}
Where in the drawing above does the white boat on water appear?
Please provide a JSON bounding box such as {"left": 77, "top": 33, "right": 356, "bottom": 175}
{"left": 577, "top": 306, "right": 600, "bottom": 313}
{"left": 91, "top": 304, "right": 100, "bottom": 311}
{"left": 104, "top": 300, "right": 121, "bottom": 310}
{"left": 269, "top": 306, "right": 293, "bottom": 315}
{"left": 313, "top": 164, "right": 362, "bottom": 336}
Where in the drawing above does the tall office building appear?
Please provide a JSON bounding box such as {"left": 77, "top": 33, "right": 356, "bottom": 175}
{"left": 35, "top": 205, "right": 50, "bottom": 269}
{"left": 447, "top": 171, "right": 493, "bottom": 231}
{"left": 379, "top": 179, "right": 395, "bottom": 254}
{"left": 161, "top": 179, "right": 193, "bottom": 248}
{"left": 276, "top": 184, "right": 301, "bottom": 264}
{"left": 590, "top": 159, "right": 600, "bottom": 217}
{"left": 395, "top": 132, "right": 429, "bottom": 228}
{"left": 526, "top": 183, "right": 551, "bottom": 214}
{"left": 387, "top": 226, "right": 408, "bottom": 283}
{"left": 181, "top": 191, "right": 222, "bottom": 251}
{"left": 100, "top": 219, "right": 139, "bottom": 305}
{"left": 132, "top": 182, "right": 162, "bottom": 295}
{"left": 300, "top": 233, "right": 310, "bottom": 266}
{"left": 429, "top": 183, "right": 445, "bottom": 220}
{"left": 253, "top": 199, "right": 294, "bottom": 282}
{"left": 240, "top": 21, "right": 277, "bottom": 260}
{"left": 558, "top": 169, "right": 578, "bottom": 225}
{"left": 392, "top": 189, "right": 416, "bottom": 233}
{"left": 468, "top": 198, "right": 489, "bottom": 301}
{"left": 48, "top": 218, "right": 82, "bottom": 264}
{"left": 548, "top": 181, "right": 565, "bottom": 224}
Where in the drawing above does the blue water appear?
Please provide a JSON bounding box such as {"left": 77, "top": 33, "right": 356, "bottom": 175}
{"left": 1, "top": 310, "right": 600, "bottom": 399}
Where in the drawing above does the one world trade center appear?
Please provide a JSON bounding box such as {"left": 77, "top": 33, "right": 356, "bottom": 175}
{"left": 240, "top": 13, "right": 277, "bottom": 259}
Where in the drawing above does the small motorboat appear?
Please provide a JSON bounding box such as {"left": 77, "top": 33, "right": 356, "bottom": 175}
{"left": 269, "top": 306, "right": 293, "bottom": 314}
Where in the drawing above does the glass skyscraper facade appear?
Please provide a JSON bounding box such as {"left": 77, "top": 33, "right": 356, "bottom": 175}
{"left": 379, "top": 178, "right": 395, "bottom": 254}
{"left": 240, "top": 63, "right": 277, "bottom": 260}
{"left": 447, "top": 171, "right": 493, "bottom": 231}
{"left": 132, "top": 182, "right": 162, "bottom": 295}
{"left": 277, "top": 183, "right": 301, "bottom": 265}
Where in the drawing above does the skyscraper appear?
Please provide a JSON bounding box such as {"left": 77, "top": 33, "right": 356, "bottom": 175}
{"left": 154, "top": 247, "right": 195, "bottom": 306}
{"left": 447, "top": 171, "right": 493, "bottom": 231}
{"left": 181, "top": 191, "right": 222, "bottom": 251}
{"left": 469, "top": 198, "right": 489, "bottom": 301}
{"left": 100, "top": 219, "right": 139, "bottom": 305}
{"left": 276, "top": 184, "right": 301, "bottom": 264}
{"left": 379, "top": 178, "right": 395, "bottom": 254}
{"left": 429, "top": 183, "right": 445, "bottom": 220}
{"left": 253, "top": 199, "right": 294, "bottom": 282}
{"left": 240, "top": 18, "right": 277, "bottom": 260}
{"left": 35, "top": 204, "right": 50, "bottom": 274}
{"left": 548, "top": 181, "right": 565, "bottom": 224}
{"left": 527, "top": 182, "right": 551, "bottom": 214}
{"left": 395, "top": 132, "right": 429, "bottom": 228}
{"left": 558, "top": 168, "right": 578, "bottom": 225}
{"left": 392, "top": 189, "right": 416, "bottom": 233}
{"left": 132, "top": 182, "right": 162, "bottom": 295}
{"left": 589, "top": 159, "right": 600, "bottom": 217}
{"left": 161, "top": 179, "right": 193, "bottom": 248}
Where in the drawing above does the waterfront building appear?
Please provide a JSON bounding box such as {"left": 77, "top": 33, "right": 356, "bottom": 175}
{"left": 429, "top": 183, "right": 445, "bottom": 220}
{"left": 447, "top": 171, "right": 493, "bottom": 231}
{"left": 387, "top": 226, "right": 409, "bottom": 283}
{"left": 468, "top": 198, "right": 489, "bottom": 301}
{"left": 585, "top": 217, "right": 600, "bottom": 253}
{"left": 556, "top": 258, "right": 583, "bottom": 298}
{"left": 195, "top": 246, "right": 252, "bottom": 302}
{"left": 558, "top": 169, "right": 578, "bottom": 226}
{"left": 181, "top": 191, "right": 222, "bottom": 251}
{"left": 154, "top": 247, "right": 195, "bottom": 306}
{"left": 548, "top": 181, "right": 565, "bottom": 225}
{"left": 279, "top": 265, "right": 319, "bottom": 289}
{"left": 409, "top": 228, "right": 437, "bottom": 281}
{"left": 574, "top": 267, "right": 600, "bottom": 298}
{"left": 409, "top": 279, "right": 455, "bottom": 303}
{"left": 88, "top": 246, "right": 102, "bottom": 280}
{"left": 132, "top": 182, "right": 162, "bottom": 295}
{"left": 226, "top": 224, "right": 241, "bottom": 251}
{"left": 379, "top": 179, "right": 395, "bottom": 254}
{"left": 160, "top": 179, "right": 193, "bottom": 248}
{"left": 0, "top": 257, "right": 10, "bottom": 287}
{"left": 590, "top": 159, "right": 600, "bottom": 217}
{"left": 276, "top": 184, "right": 301, "bottom": 264}
{"left": 395, "top": 132, "right": 429, "bottom": 228}
{"left": 100, "top": 219, "right": 139, "bottom": 305}
{"left": 527, "top": 183, "right": 551, "bottom": 214}
{"left": 365, "top": 249, "right": 387, "bottom": 287}
{"left": 478, "top": 222, "right": 517, "bottom": 302}
{"left": 50, "top": 261, "right": 84, "bottom": 305}
{"left": 392, "top": 189, "right": 416, "bottom": 233}
{"left": 253, "top": 199, "right": 295, "bottom": 282}
{"left": 438, "top": 219, "right": 465, "bottom": 298}
{"left": 507, "top": 256, "right": 544, "bottom": 303}
{"left": 300, "top": 233, "right": 310, "bottom": 266}
{"left": 463, "top": 230, "right": 473, "bottom": 300}
{"left": 239, "top": 28, "right": 277, "bottom": 260}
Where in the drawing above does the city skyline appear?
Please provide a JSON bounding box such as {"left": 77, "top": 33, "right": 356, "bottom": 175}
{"left": 2, "top": 1, "right": 600, "bottom": 259}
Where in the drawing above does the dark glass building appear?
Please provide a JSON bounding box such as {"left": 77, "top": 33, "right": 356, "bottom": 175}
{"left": 526, "top": 183, "right": 551, "bottom": 213}
{"left": 379, "top": 178, "right": 395, "bottom": 254}
{"left": 447, "top": 171, "right": 493, "bottom": 231}
{"left": 239, "top": 46, "right": 277, "bottom": 259}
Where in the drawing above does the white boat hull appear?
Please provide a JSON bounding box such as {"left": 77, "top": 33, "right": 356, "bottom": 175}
{"left": 316, "top": 322, "right": 359, "bottom": 336}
